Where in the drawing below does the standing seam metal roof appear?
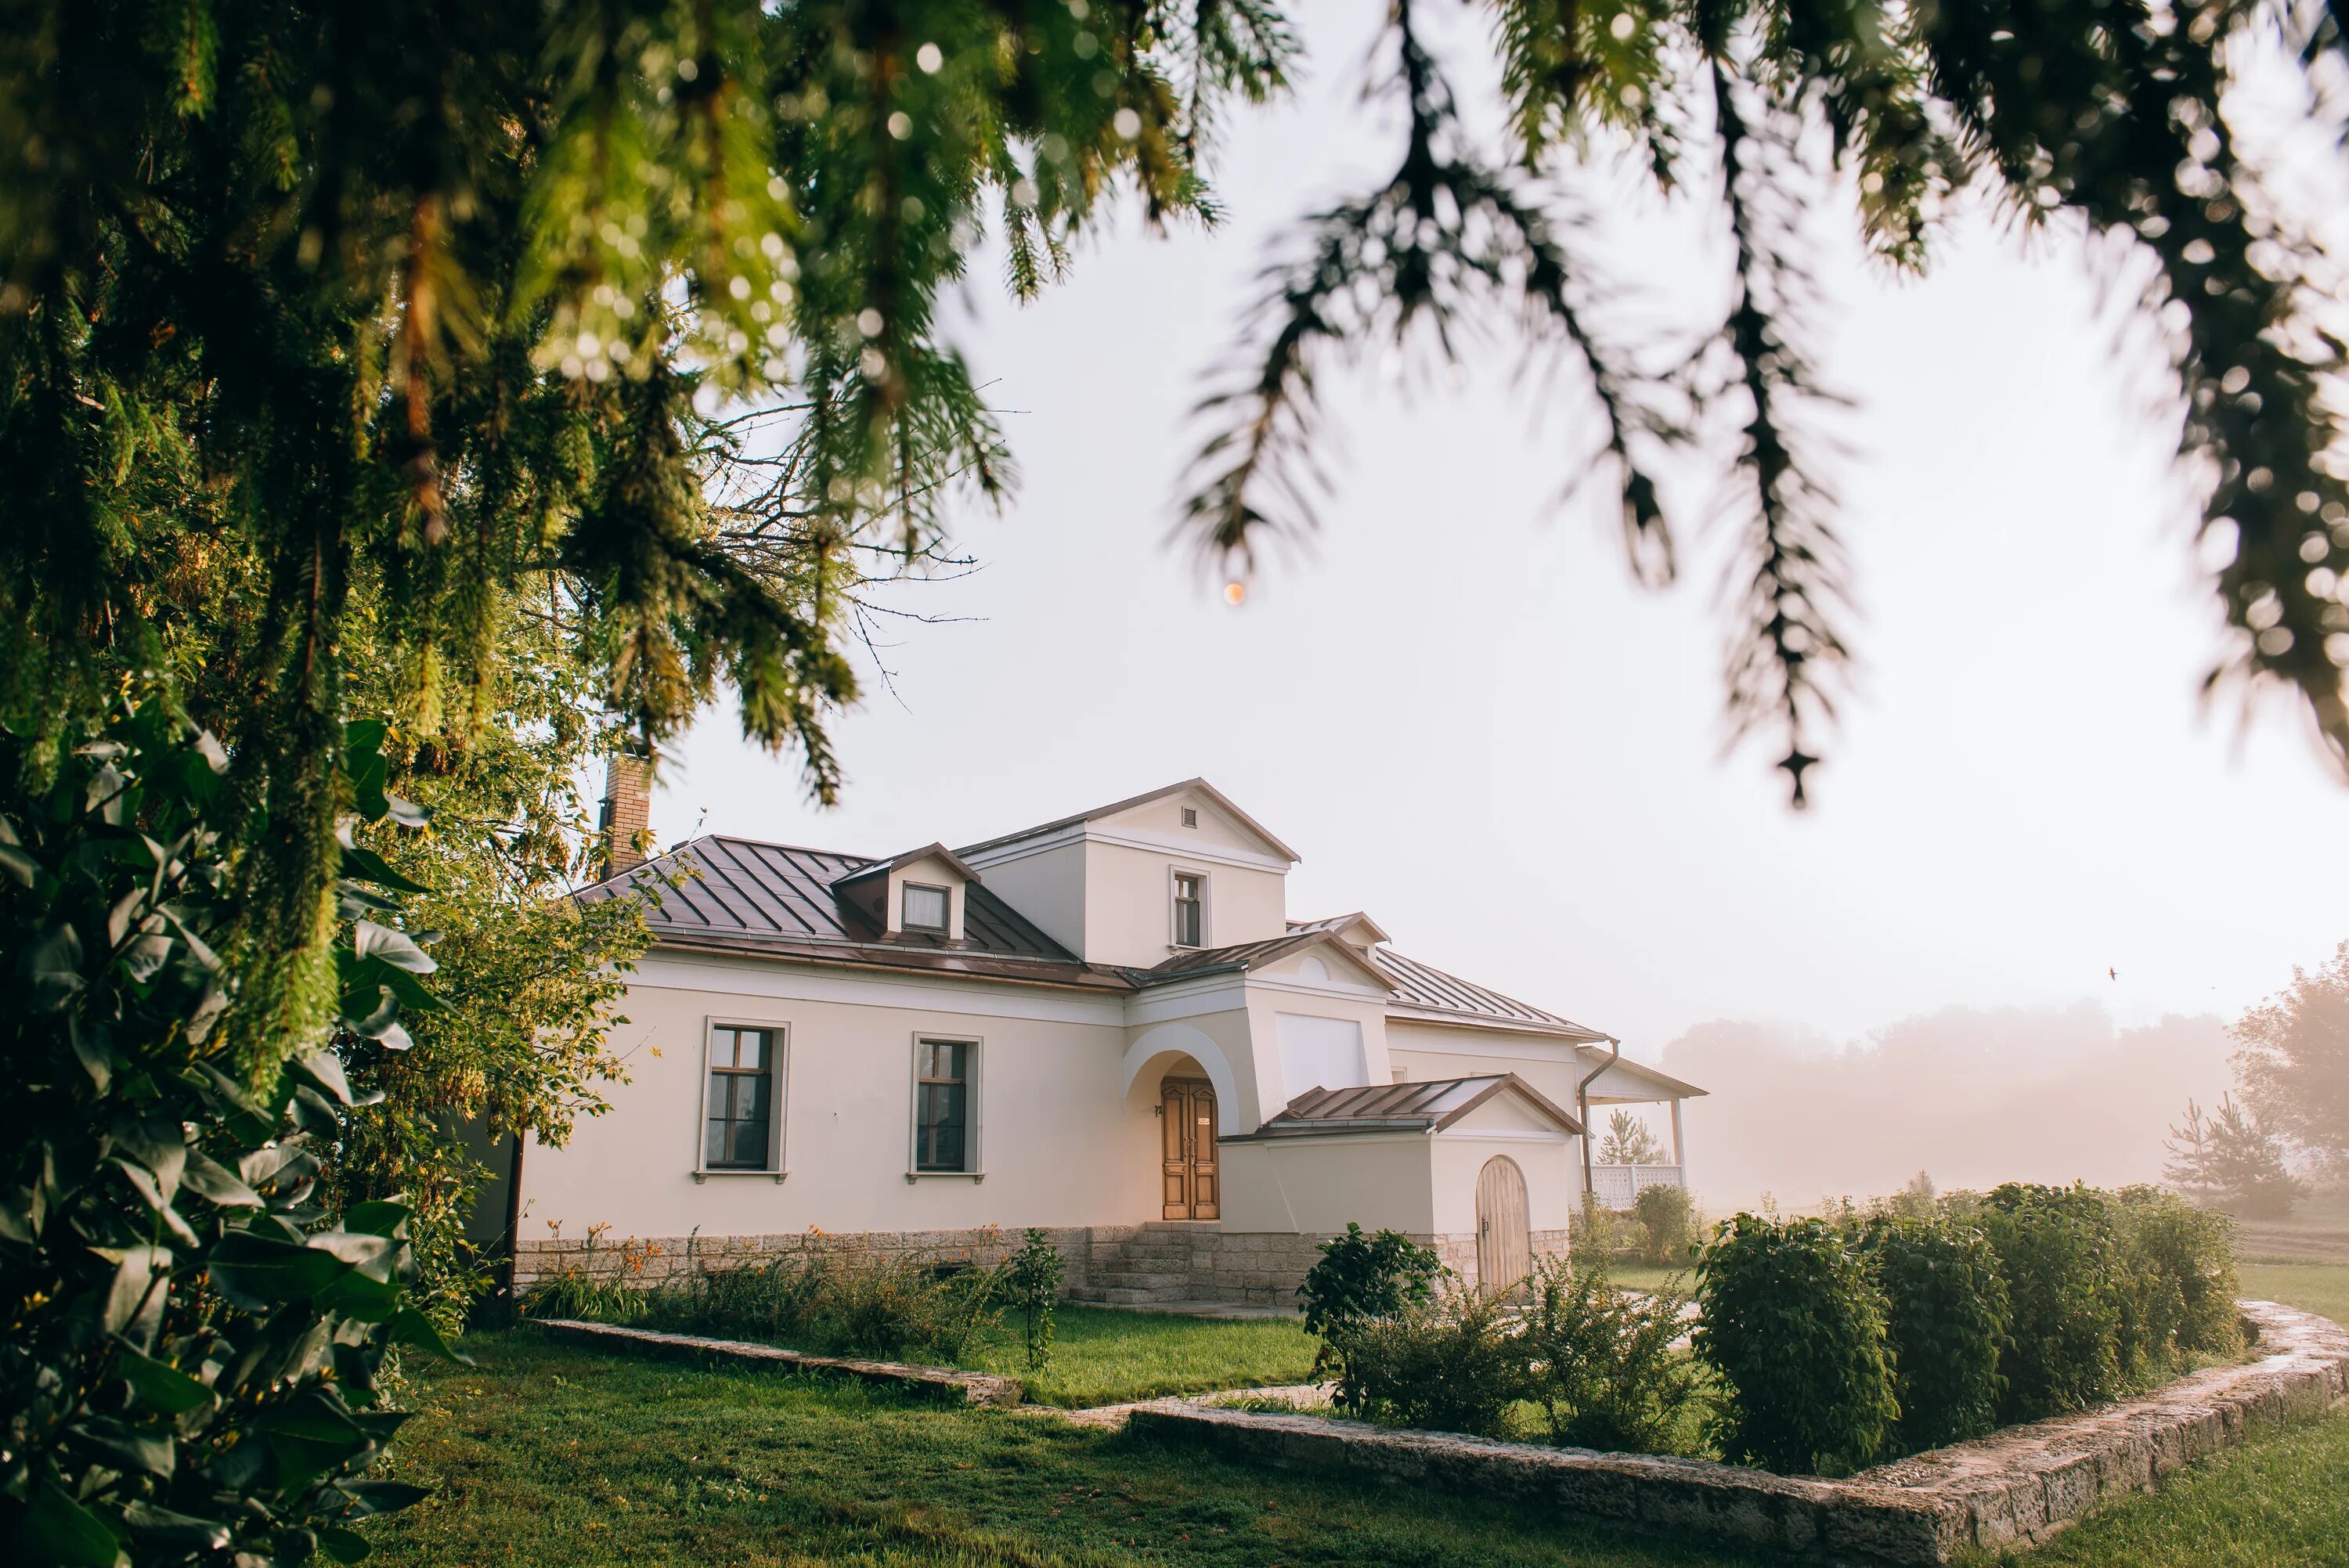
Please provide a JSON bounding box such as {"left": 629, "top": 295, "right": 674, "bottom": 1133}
{"left": 583, "top": 836, "right": 1080, "bottom": 961}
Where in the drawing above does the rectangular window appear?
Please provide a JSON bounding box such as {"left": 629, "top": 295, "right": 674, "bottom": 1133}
{"left": 914, "top": 1039, "right": 973, "bottom": 1172}
{"left": 1180, "top": 806, "right": 1198, "bottom": 827}
{"left": 704, "top": 1026, "right": 778, "bottom": 1170}
{"left": 902, "top": 882, "right": 949, "bottom": 933}
{"left": 1172, "top": 872, "right": 1203, "bottom": 948}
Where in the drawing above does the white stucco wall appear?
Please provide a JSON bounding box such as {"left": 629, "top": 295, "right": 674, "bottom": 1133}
{"left": 519, "top": 953, "right": 1161, "bottom": 1243}
{"left": 958, "top": 838, "right": 1085, "bottom": 954}
{"left": 1384, "top": 1019, "right": 1589, "bottom": 1105}
{"left": 1218, "top": 1135, "right": 1439, "bottom": 1235}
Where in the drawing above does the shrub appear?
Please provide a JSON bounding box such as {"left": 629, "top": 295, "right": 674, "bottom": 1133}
{"left": 1570, "top": 1193, "right": 1640, "bottom": 1257}
{"left": 2114, "top": 1186, "right": 2242, "bottom": 1365}
{"left": 531, "top": 1242, "right": 1008, "bottom": 1364}
{"left": 1002, "top": 1229, "right": 1066, "bottom": 1369}
{"left": 1694, "top": 1214, "right": 1897, "bottom": 1475}
{"left": 1632, "top": 1184, "right": 1698, "bottom": 1264}
{"left": 1856, "top": 1216, "right": 2008, "bottom": 1451}
{"left": 1978, "top": 1183, "right": 2128, "bottom": 1421}
{"left": 1518, "top": 1256, "right": 1701, "bottom": 1453}
{"left": 0, "top": 705, "right": 456, "bottom": 1564}
{"left": 1297, "top": 1223, "right": 1442, "bottom": 1373}
{"left": 1322, "top": 1283, "right": 1524, "bottom": 1436}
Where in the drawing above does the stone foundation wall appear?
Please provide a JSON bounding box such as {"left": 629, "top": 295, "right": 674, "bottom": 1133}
{"left": 513, "top": 1224, "right": 1126, "bottom": 1292}
{"left": 515, "top": 1221, "right": 1573, "bottom": 1305}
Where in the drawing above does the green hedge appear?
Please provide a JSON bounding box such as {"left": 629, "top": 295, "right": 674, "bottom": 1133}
{"left": 1692, "top": 1216, "right": 1898, "bottom": 1476}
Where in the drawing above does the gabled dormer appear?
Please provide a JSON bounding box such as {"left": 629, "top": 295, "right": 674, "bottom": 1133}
{"left": 830, "top": 842, "right": 981, "bottom": 943}
{"left": 956, "top": 780, "right": 1299, "bottom": 967}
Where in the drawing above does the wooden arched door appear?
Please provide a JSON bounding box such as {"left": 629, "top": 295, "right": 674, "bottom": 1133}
{"left": 1475, "top": 1155, "right": 1530, "bottom": 1292}
{"left": 1160, "top": 1079, "right": 1219, "bottom": 1220}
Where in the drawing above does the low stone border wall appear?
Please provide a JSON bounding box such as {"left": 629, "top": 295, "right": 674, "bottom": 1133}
{"left": 1126, "top": 1299, "right": 2349, "bottom": 1566}
{"left": 532, "top": 1318, "right": 1024, "bottom": 1408}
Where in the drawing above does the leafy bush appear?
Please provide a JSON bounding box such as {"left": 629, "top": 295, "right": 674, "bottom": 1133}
{"left": 1322, "top": 1283, "right": 1524, "bottom": 1437}
{"left": 0, "top": 705, "right": 456, "bottom": 1566}
{"left": 1694, "top": 1214, "right": 1897, "bottom": 1475}
{"left": 1856, "top": 1216, "right": 2008, "bottom": 1451}
{"left": 1570, "top": 1194, "right": 1640, "bottom": 1257}
{"left": 2114, "top": 1187, "right": 2242, "bottom": 1365}
{"left": 1517, "top": 1257, "right": 1700, "bottom": 1454}
{"left": 1297, "top": 1224, "right": 1442, "bottom": 1374}
{"left": 1632, "top": 1184, "right": 1698, "bottom": 1264}
{"left": 1002, "top": 1230, "right": 1066, "bottom": 1370}
{"left": 1978, "top": 1183, "right": 2130, "bottom": 1421}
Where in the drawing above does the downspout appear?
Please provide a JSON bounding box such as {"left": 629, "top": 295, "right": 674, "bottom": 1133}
{"left": 1576, "top": 1036, "right": 1621, "bottom": 1199}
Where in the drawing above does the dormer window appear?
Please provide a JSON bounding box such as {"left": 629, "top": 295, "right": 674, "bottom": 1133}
{"left": 902, "top": 883, "right": 950, "bottom": 934}
{"left": 1172, "top": 872, "right": 1204, "bottom": 948}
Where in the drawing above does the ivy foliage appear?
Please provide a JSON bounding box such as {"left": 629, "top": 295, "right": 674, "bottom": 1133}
{"left": 1693, "top": 1213, "right": 1897, "bottom": 1475}
{"left": 1185, "top": 0, "right": 2349, "bottom": 805}
{"left": 0, "top": 704, "right": 457, "bottom": 1566}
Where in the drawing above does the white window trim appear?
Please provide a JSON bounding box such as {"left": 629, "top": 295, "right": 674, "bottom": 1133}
{"left": 692, "top": 1017, "right": 789, "bottom": 1183}
{"left": 905, "top": 1032, "right": 984, "bottom": 1181}
{"left": 1168, "top": 864, "right": 1211, "bottom": 950}
{"left": 900, "top": 880, "right": 951, "bottom": 934}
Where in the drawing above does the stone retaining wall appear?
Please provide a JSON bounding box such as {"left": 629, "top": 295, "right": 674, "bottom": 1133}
{"left": 533, "top": 1317, "right": 1024, "bottom": 1406}
{"left": 1127, "top": 1299, "right": 2349, "bottom": 1566}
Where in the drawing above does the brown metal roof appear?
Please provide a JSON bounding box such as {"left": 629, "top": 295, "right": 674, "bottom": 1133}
{"left": 1373, "top": 948, "right": 1609, "bottom": 1042}
{"left": 956, "top": 777, "right": 1302, "bottom": 863}
{"left": 1240, "top": 1073, "right": 1584, "bottom": 1138}
{"left": 579, "top": 836, "right": 1092, "bottom": 976}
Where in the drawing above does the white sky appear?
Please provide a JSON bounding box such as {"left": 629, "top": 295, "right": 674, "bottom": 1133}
{"left": 651, "top": 9, "right": 2349, "bottom": 1056}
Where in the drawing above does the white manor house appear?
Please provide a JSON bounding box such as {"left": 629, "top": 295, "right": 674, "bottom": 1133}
{"left": 498, "top": 774, "right": 1705, "bottom": 1306}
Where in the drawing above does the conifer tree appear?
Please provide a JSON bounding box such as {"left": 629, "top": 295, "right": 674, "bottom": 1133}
{"left": 6, "top": 0, "right": 2349, "bottom": 1083}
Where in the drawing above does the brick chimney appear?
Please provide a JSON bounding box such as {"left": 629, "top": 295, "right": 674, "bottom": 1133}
{"left": 599, "top": 744, "right": 654, "bottom": 878}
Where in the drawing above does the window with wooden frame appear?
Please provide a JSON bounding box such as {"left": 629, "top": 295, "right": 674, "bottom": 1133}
{"left": 912, "top": 1038, "right": 976, "bottom": 1173}
{"left": 703, "top": 1024, "right": 781, "bottom": 1171}
{"left": 1171, "top": 871, "right": 1205, "bottom": 949}
{"left": 900, "top": 881, "right": 949, "bottom": 933}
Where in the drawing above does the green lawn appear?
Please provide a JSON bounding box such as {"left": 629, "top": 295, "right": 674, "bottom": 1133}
{"left": 2238, "top": 1263, "right": 2349, "bottom": 1326}
{"left": 370, "top": 1267, "right": 2349, "bottom": 1568}
{"left": 966, "top": 1307, "right": 1317, "bottom": 1408}
{"left": 365, "top": 1332, "right": 1777, "bottom": 1568}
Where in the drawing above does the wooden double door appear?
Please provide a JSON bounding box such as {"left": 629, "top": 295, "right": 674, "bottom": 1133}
{"left": 1160, "top": 1079, "right": 1220, "bottom": 1221}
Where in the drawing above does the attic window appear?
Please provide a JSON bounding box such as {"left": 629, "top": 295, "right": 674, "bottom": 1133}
{"left": 1180, "top": 807, "right": 1198, "bottom": 827}
{"left": 902, "top": 883, "right": 949, "bottom": 933}
{"left": 1172, "top": 872, "right": 1204, "bottom": 948}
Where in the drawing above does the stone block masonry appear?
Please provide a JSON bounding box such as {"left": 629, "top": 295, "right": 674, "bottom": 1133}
{"left": 514, "top": 1221, "right": 1569, "bottom": 1305}
{"left": 1126, "top": 1299, "right": 2349, "bottom": 1566}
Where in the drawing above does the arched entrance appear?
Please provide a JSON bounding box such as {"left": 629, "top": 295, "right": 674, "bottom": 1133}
{"left": 1475, "top": 1155, "right": 1530, "bottom": 1292}
{"left": 1160, "top": 1077, "right": 1220, "bottom": 1220}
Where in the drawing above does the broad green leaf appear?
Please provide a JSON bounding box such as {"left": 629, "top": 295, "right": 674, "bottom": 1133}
{"left": 341, "top": 1199, "right": 412, "bottom": 1238}
{"left": 291, "top": 1049, "right": 357, "bottom": 1105}
{"left": 307, "top": 1229, "right": 399, "bottom": 1281}
{"left": 67, "top": 1417, "right": 176, "bottom": 1479}
{"left": 27, "top": 921, "right": 85, "bottom": 1011}
{"left": 390, "top": 1305, "right": 473, "bottom": 1364}
{"left": 337, "top": 1479, "right": 430, "bottom": 1516}
{"left": 121, "top": 1502, "right": 230, "bottom": 1554}
{"left": 316, "top": 1523, "right": 373, "bottom": 1563}
{"left": 117, "top": 1348, "right": 218, "bottom": 1415}
{"left": 207, "top": 1229, "right": 348, "bottom": 1305}
{"left": 259, "top": 1393, "right": 370, "bottom": 1491}
{"left": 337, "top": 844, "right": 430, "bottom": 895}
{"left": 99, "top": 1245, "right": 168, "bottom": 1339}
{"left": 182, "top": 1149, "right": 263, "bottom": 1209}
{"left": 20, "top": 1480, "right": 126, "bottom": 1568}
{"left": 352, "top": 921, "right": 436, "bottom": 975}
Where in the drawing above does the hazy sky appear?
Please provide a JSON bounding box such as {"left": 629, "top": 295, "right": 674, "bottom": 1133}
{"left": 648, "top": 9, "right": 2349, "bottom": 1058}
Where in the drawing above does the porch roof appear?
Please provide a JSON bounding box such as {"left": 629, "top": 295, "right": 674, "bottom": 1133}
{"left": 1233, "top": 1072, "right": 1585, "bottom": 1141}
